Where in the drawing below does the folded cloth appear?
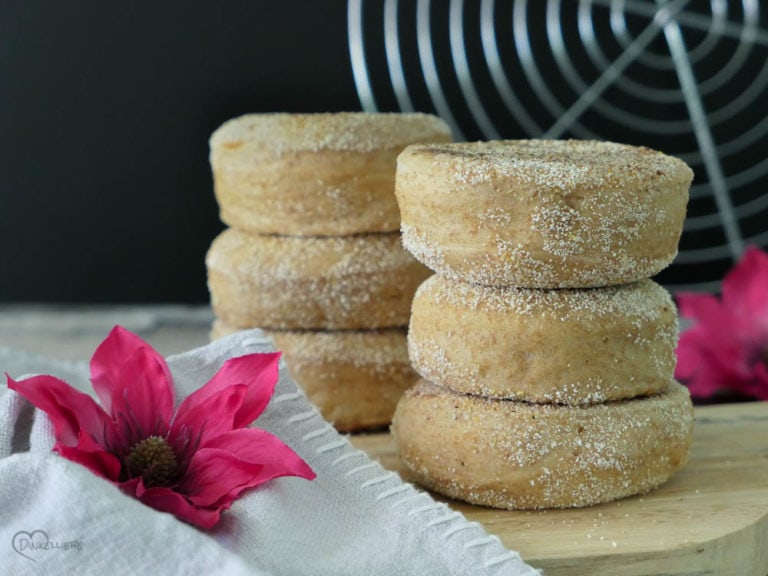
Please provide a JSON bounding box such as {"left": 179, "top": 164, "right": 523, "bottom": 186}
{"left": 0, "top": 329, "right": 540, "bottom": 576}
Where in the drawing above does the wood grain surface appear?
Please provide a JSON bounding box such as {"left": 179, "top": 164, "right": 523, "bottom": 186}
{"left": 350, "top": 402, "right": 768, "bottom": 575}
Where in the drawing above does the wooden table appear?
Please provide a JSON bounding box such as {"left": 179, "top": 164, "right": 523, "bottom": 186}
{"left": 2, "top": 306, "right": 765, "bottom": 573}
{"left": 351, "top": 402, "right": 768, "bottom": 575}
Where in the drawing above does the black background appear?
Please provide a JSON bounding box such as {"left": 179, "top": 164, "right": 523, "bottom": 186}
{"left": 3, "top": 2, "right": 765, "bottom": 302}
{"left": 0, "top": 1, "right": 359, "bottom": 303}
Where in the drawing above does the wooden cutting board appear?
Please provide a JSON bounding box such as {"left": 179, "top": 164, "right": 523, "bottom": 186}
{"left": 350, "top": 402, "right": 768, "bottom": 575}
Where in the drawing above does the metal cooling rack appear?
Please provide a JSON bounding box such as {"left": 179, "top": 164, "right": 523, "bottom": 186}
{"left": 348, "top": 0, "right": 768, "bottom": 292}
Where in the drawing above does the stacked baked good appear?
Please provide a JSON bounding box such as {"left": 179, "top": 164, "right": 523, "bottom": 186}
{"left": 205, "top": 112, "right": 452, "bottom": 432}
{"left": 391, "top": 139, "right": 696, "bottom": 508}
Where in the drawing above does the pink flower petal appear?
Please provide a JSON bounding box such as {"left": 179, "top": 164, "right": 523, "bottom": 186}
{"left": 676, "top": 291, "right": 725, "bottom": 324}
{"left": 674, "top": 331, "right": 706, "bottom": 381}
{"left": 131, "top": 481, "right": 222, "bottom": 529}
{"left": 90, "top": 327, "right": 174, "bottom": 442}
{"left": 674, "top": 247, "right": 768, "bottom": 402}
{"left": 7, "top": 374, "right": 115, "bottom": 447}
{"left": 675, "top": 311, "right": 768, "bottom": 400}
{"left": 723, "top": 246, "right": 768, "bottom": 323}
{"left": 178, "top": 353, "right": 281, "bottom": 430}
{"left": 56, "top": 430, "right": 123, "bottom": 481}
{"left": 748, "top": 364, "right": 768, "bottom": 400}
{"left": 170, "top": 384, "right": 248, "bottom": 458}
{"left": 674, "top": 341, "right": 724, "bottom": 399}
{"left": 676, "top": 291, "right": 766, "bottom": 354}
{"left": 180, "top": 428, "right": 315, "bottom": 508}
{"left": 8, "top": 327, "right": 314, "bottom": 529}
{"left": 676, "top": 319, "right": 749, "bottom": 374}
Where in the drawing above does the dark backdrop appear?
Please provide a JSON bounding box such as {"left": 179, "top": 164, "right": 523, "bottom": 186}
{"left": 3, "top": 2, "right": 765, "bottom": 301}
{"left": 0, "top": 1, "right": 359, "bottom": 303}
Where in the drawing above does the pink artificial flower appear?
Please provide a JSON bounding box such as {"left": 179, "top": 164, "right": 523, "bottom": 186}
{"left": 7, "top": 326, "right": 315, "bottom": 529}
{"left": 675, "top": 245, "right": 768, "bottom": 401}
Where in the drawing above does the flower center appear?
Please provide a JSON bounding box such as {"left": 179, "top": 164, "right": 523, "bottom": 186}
{"left": 126, "top": 436, "right": 178, "bottom": 487}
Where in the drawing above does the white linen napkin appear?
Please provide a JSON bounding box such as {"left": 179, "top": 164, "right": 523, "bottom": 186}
{"left": 0, "top": 329, "right": 539, "bottom": 575}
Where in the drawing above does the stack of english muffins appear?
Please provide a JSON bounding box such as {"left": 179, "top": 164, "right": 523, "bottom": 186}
{"left": 391, "top": 139, "right": 696, "bottom": 509}
{"left": 205, "top": 112, "right": 452, "bottom": 432}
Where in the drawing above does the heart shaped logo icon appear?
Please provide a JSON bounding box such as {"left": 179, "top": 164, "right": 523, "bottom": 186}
{"left": 12, "top": 530, "right": 50, "bottom": 563}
